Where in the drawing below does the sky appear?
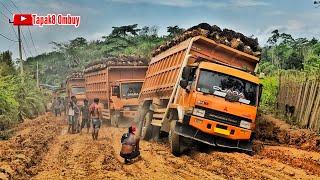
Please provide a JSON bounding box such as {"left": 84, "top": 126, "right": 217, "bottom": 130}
{"left": 0, "top": 0, "right": 319, "bottom": 60}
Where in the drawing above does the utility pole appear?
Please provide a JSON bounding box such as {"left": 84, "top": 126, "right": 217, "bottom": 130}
{"left": 17, "top": 25, "right": 23, "bottom": 76}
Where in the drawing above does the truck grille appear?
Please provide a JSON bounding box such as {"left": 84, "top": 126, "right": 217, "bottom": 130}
{"left": 195, "top": 106, "right": 252, "bottom": 127}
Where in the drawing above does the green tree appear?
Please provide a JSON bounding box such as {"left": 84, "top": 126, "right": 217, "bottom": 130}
{"left": 167, "top": 25, "right": 184, "bottom": 37}
{"left": 0, "top": 51, "right": 15, "bottom": 76}
{"left": 111, "top": 24, "right": 141, "bottom": 37}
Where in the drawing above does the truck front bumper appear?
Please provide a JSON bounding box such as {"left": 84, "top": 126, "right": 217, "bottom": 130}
{"left": 120, "top": 110, "right": 138, "bottom": 120}
{"left": 176, "top": 116, "right": 253, "bottom": 152}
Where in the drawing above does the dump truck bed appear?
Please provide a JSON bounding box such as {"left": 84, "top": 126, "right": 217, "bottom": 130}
{"left": 85, "top": 66, "right": 148, "bottom": 103}
{"left": 140, "top": 36, "right": 259, "bottom": 100}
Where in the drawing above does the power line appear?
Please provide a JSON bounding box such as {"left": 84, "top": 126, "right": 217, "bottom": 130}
{"left": 9, "top": 0, "right": 21, "bottom": 13}
{"left": 1, "top": 1, "right": 17, "bottom": 41}
{"left": 28, "top": 27, "right": 38, "bottom": 54}
{"left": 10, "top": 23, "right": 18, "bottom": 37}
{"left": 21, "top": 41, "right": 27, "bottom": 60}
{"left": 0, "top": 10, "right": 10, "bottom": 20}
{"left": 21, "top": 29, "right": 33, "bottom": 57}
{"left": 5, "top": 0, "right": 38, "bottom": 56}
{"left": 0, "top": 32, "right": 18, "bottom": 42}
{"left": 0, "top": 1, "right": 13, "bottom": 15}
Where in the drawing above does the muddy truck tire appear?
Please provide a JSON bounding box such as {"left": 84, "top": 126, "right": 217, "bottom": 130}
{"left": 141, "top": 111, "right": 153, "bottom": 140}
{"left": 111, "top": 111, "right": 120, "bottom": 127}
{"left": 169, "top": 120, "right": 183, "bottom": 156}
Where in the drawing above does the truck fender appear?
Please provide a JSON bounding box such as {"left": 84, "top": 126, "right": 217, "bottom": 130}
{"left": 162, "top": 106, "right": 184, "bottom": 132}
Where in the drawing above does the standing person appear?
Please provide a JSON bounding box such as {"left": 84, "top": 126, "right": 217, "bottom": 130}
{"left": 53, "top": 98, "right": 61, "bottom": 117}
{"left": 120, "top": 125, "right": 140, "bottom": 164}
{"left": 67, "top": 96, "right": 75, "bottom": 133}
{"left": 80, "top": 99, "right": 90, "bottom": 134}
{"left": 89, "top": 98, "right": 102, "bottom": 140}
{"left": 46, "top": 101, "right": 52, "bottom": 113}
{"left": 72, "top": 96, "right": 80, "bottom": 133}
{"left": 59, "top": 98, "right": 65, "bottom": 116}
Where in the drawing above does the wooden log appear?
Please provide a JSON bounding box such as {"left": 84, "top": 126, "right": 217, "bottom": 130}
{"left": 302, "top": 81, "right": 317, "bottom": 127}
{"left": 301, "top": 81, "right": 313, "bottom": 128}
{"left": 293, "top": 82, "right": 303, "bottom": 119}
{"left": 308, "top": 82, "right": 320, "bottom": 129}
{"left": 298, "top": 81, "right": 310, "bottom": 125}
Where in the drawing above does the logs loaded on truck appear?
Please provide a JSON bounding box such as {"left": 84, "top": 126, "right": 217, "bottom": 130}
{"left": 84, "top": 56, "right": 148, "bottom": 126}
{"left": 66, "top": 71, "right": 86, "bottom": 106}
{"left": 138, "top": 24, "right": 262, "bottom": 156}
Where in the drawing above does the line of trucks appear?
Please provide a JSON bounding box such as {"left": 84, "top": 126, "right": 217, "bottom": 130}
{"left": 66, "top": 34, "right": 262, "bottom": 156}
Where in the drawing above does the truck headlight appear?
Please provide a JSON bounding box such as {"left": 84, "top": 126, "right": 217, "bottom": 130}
{"left": 193, "top": 108, "right": 205, "bottom": 117}
{"left": 240, "top": 120, "right": 251, "bottom": 129}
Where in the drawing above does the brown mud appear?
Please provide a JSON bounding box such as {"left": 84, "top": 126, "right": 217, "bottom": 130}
{"left": 1, "top": 114, "right": 320, "bottom": 179}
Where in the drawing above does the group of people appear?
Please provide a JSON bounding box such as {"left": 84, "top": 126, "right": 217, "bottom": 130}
{"left": 67, "top": 96, "right": 102, "bottom": 140}
{"left": 64, "top": 96, "right": 140, "bottom": 164}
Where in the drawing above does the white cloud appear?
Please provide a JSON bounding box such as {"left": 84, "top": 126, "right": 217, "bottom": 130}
{"left": 107, "top": 0, "right": 195, "bottom": 7}
{"left": 85, "top": 32, "right": 106, "bottom": 41}
{"left": 266, "top": 10, "right": 285, "bottom": 16}
{"left": 107, "top": 0, "right": 268, "bottom": 8}
{"left": 287, "top": 20, "right": 305, "bottom": 31}
{"left": 17, "top": 0, "right": 98, "bottom": 14}
{"left": 232, "top": 0, "right": 269, "bottom": 7}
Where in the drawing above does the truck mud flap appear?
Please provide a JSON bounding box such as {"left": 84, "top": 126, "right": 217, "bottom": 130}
{"left": 174, "top": 122, "right": 253, "bottom": 152}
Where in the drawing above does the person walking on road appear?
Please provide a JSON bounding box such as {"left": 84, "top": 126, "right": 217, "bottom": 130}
{"left": 80, "top": 99, "right": 90, "bottom": 134}
{"left": 59, "top": 98, "right": 65, "bottom": 116}
{"left": 120, "top": 125, "right": 140, "bottom": 164}
{"left": 67, "top": 97, "right": 75, "bottom": 133}
{"left": 89, "top": 98, "right": 102, "bottom": 140}
{"left": 73, "top": 96, "right": 80, "bottom": 133}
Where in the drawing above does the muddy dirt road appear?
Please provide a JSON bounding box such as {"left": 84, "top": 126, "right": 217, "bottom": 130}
{"left": 1, "top": 114, "right": 320, "bottom": 180}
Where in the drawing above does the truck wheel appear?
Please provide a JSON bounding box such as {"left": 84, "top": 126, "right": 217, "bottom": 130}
{"left": 141, "top": 111, "right": 153, "bottom": 141}
{"left": 152, "top": 125, "right": 161, "bottom": 141}
{"left": 110, "top": 116, "right": 116, "bottom": 127}
{"left": 169, "top": 120, "right": 183, "bottom": 156}
{"left": 111, "top": 112, "right": 119, "bottom": 127}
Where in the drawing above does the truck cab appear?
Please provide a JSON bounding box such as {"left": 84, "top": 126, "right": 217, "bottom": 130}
{"left": 66, "top": 76, "right": 86, "bottom": 106}
{"left": 110, "top": 79, "right": 144, "bottom": 126}
{"left": 70, "top": 86, "right": 86, "bottom": 106}
{"left": 138, "top": 36, "right": 262, "bottom": 156}
{"left": 175, "top": 61, "right": 261, "bottom": 149}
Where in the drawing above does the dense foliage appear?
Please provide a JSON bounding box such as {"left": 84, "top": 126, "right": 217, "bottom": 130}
{"left": 257, "top": 30, "right": 320, "bottom": 111}
{"left": 258, "top": 30, "right": 320, "bottom": 74}
{"left": 0, "top": 51, "right": 48, "bottom": 139}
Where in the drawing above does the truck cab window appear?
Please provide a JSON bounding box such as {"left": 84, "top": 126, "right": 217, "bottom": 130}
{"left": 121, "top": 82, "right": 143, "bottom": 99}
{"left": 71, "top": 87, "right": 85, "bottom": 94}
{"left": 197, "top": 70, "right": 258, "bottom": 106}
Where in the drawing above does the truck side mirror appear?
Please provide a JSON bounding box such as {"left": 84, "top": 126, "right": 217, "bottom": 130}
{"left": 182, "top": 66, "right": 192, "bottom": 80}
{"left": 112, "top": 86, "right": 120, "bottom": 98}
{"left": 179, "top": 79, "right": 188, "bottom": 89}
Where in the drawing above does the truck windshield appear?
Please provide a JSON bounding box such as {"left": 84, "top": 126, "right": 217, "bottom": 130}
{"left": 71, "top": 87, "right": 85, "bottom": 94}
{"left": 121, "top": 82, "right": 143, "bottom": 99}
{"left": 197, "top": 70, "right": 258, "bottom": 106}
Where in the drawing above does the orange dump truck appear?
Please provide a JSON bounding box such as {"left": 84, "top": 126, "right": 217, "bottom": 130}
{"left": 84, "top": 56, "right": 148, "bottom": 126}
{"left": 138, "top": 36, "right": 262, "bottom": 156}
{"left": 66, "top": 72, "right": 86, "bottom": 106}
